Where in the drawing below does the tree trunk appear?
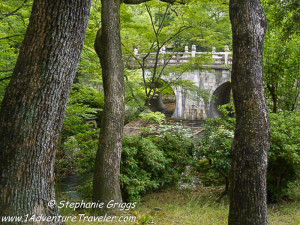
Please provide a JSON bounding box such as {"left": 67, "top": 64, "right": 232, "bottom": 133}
{"left": 0, "top": 0, "right": 91, "bottom": 223}
{"left": 267, "top": 84, "right": 278, "bottom": 113}
{"left": 93, "top": 0, "right": 125, "bottom": 207}
{"left": 228, "top": 1, "right": 270, "bottom": 225}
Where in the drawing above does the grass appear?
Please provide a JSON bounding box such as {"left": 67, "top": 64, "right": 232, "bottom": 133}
{"left": 136, "top": 187, "right": 228, "bottom": 225}
{"left": 60, "top": 186, "right": 300, "bottom": 225}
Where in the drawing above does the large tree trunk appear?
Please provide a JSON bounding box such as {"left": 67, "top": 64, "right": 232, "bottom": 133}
{"left": 93, "top": 0, "right": 125, "bottom": 207}
{"left": 228, "top": 1, "right": 270, "bottom": 225}
{"left": 0, "top": 0, "right": 91, "bottom": 223}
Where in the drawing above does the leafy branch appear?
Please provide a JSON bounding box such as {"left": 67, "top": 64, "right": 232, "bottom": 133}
{"left": 0, "top": 0, "right": 29, "bottom": 20}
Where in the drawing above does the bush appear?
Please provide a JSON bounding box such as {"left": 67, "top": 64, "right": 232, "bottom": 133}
{"left": 139, "top": 110, "right": 166, "bottom": 124}
{"left": 195, "top": 113, "right": 234, "bottom": 190}
{"left": 268, "top": 112, "right": 300, "bottom": 201}
{"left": 121, "top": 135, "right": 166, "bottom": 202}
{"left": 56, "top": 104, "right": 99, "bottom": 178}
{"left": 56, "top": 77, "right": 102, "bottom": 178}
{"left": 149, "top": 125, "right": 195, "bottom": 186}
{"left": 121, "top": 125, "right": 195, "bottom": 202}
{"left": 57, "top": 108, "right": 195, "bottom": 202}
{"left": 196, "top": 110, "right": 300, "bottom": 202}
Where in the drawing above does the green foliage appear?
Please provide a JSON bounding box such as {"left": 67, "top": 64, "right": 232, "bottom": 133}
{"left": 196, "top": 110, "right": 300, "bottom": 202}
{"left": 57, "top": 104, "right": 100, "bottom": 177}
{"left": 263, "top": 0, "right": 300, "bottom": 112}
{"left": 78, "top": 1, "right": 102, "bottom": 78}
{"left": 179, "top": 0, "right": 232, "bottom": 51}
{"left": 139, "top": 110, "right": 166, "bottom": 124}
{"left": 2, "top": 0, "right": 299, "bottom": 209}
{"left": 121, "top": 125, "right": 195, "bottom": 202}
{"left": 151, "top": 125, "right": 195, "bottom": 184}
{"left": 264, "top": 31, "right": 300, "bottom": 112}
{"left": 124, "top": 69, "right": 146, "bottom": 109}
{"left": 57, "top": 116, "right": 195, "bottom": 202}
{"left": 121, "top": 1, "right": 228, "bottom": 107}
{"left": 268, "top": 112, "right": 300, "bottom": 201}
{"left": 195, "top": 109, "right": 234, "bottom": 187}
{"left": 0, "top": 0, "right": 32, "bottom": 103}
{"left": 121, "top": 135, "right": 165, "bottom": 202}
{"left": 56, "top": 76, "right": 103, "bottom": 178}
{"left": 262, "top": 0, "right": 299, "bottom": 36}
{"left": 286, "top": 180, "right": 300, "bottom": 201}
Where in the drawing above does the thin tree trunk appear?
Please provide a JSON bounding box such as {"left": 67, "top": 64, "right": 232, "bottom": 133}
{"left": 93, "top": 0, "right": 125, "bottom": 207}
{"left": 228, "top": 1, "right": 270, "bottom": 225}
{"left": 267, "top": 84, "right": 278, "bottom": 113}
{"left": 0, "top": 0, "right": 91, "bottom": 223}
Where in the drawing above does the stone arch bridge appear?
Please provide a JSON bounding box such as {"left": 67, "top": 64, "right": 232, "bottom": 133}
{"left": 134, "top": 46, "right": 232, "bottom": 120}
{"left": 172, "top": 67, "right": 231, "bottom": 120}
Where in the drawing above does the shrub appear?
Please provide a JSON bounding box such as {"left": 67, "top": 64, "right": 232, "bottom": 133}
{"left": 195, "top": 114, "right": 234, "bottom": 190}
{"left": 121, "top": 125, "right": 195, "bottom": 202}
{"left": 56, "top": 78, "right": 102, "bottom": 178}
{"left": 121, "top": 135, "right": 166, "bottom": 202}
{"left": 268, "top": 112, "right": 300, "bottom": 201}
{"left": 196, "top": 110, "right": 300, "bottom": 202}
{"left": 150, "top": 125, "right": 195, "bottom": 186}
{"left": 139, "top": 110, "right": 166, "bottom": 124}
{"left": 56, "top": 103, "right": 99, "bottom": 178}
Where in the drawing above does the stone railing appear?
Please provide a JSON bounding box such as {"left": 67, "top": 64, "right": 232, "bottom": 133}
{"left": 127, "top": 45, "right": 232, "bottom": 68}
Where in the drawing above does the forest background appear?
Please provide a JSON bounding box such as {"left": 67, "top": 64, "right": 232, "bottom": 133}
{"left": 0, "top": 0, "right": 299, "bottom": 224}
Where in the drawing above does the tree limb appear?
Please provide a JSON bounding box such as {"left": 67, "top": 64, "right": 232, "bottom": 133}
{"left": 0, "top": 0, "right": 29, "bottom": 20}
{"left": 121, "top": 42, "right": 143, "bottom": 68}
{"left": 124, "top": 71, "right": 142, "bottom": 105}
{"left": 0, "top": 69, "right": 13, "bottom": 73}
{"left": 0, "top": 35, "right": 21, "bottom": 41}
{"left": 123, "top": 0, "right": 185, "bottom": 5}
{"left": 161, "top": 25, "right": 192, "bottom": 47}
{"left": 157, "top": 4, "right": 170, "bottom": 35}
{"left": 0, "top": 76, "right": 12, "bottom": 82}
{"left": 145, "top": 4, "right": 158, "bottom": 37}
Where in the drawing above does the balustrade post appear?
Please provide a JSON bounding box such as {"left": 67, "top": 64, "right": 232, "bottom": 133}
{"left": 192, "top": 45, "right": 196, "bottom": 57}
{"left": 224, "top": 45, "right": 229, "bottom": 65}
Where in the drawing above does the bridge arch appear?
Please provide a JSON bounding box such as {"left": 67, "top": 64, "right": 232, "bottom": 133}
{"left": 146, "top": 67, "right": 231, "bottom": 120}
{"left": 131, "top": 46, "right": 232, "bottom": 120}
{"left": 209, "top": 81, "right": 232, "bottom": 118}
{"left": 148, "top": 79, "right": 177, "bottom": 117}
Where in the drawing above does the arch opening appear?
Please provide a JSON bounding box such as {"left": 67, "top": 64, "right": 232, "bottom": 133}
{"left": 148, "top": 80, "right": 176, "bottom": 118}
{"left": 210, "top": 81, "right": 232, "bottom": 118}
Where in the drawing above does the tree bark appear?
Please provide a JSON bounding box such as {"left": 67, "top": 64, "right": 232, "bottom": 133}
{"left": 267, "top": 84, "right": 278, "bottom": 113}
{"left": 0, "top": 0, "right": 91, "bottom": 224}
{"left": 93, "top": 0, "right": 125, "bottom": 207}
{"left": 228, "top": 1, "right": 270, "bottom": 225}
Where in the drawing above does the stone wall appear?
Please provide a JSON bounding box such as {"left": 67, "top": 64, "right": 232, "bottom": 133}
{"left": 172, "top": 68, "right": 231, "bottom": 120}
